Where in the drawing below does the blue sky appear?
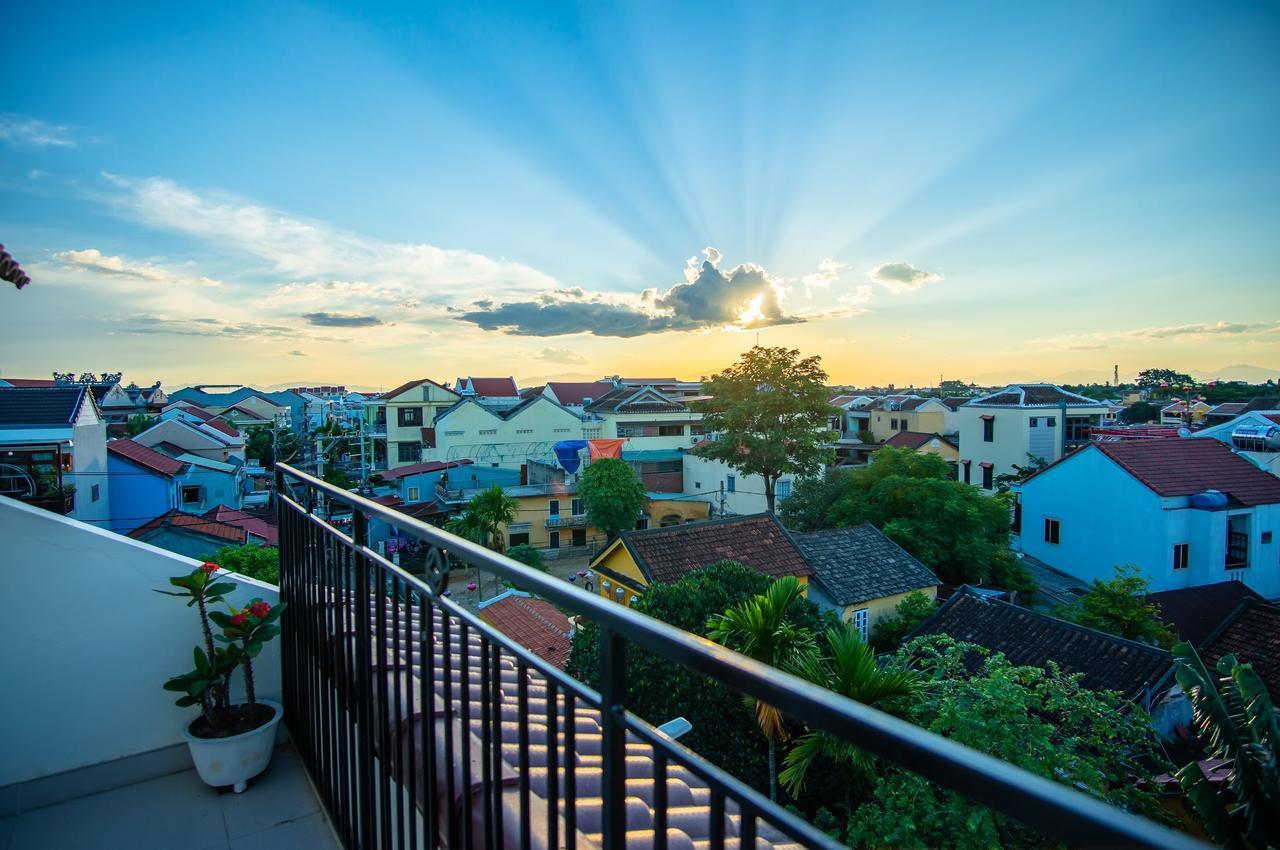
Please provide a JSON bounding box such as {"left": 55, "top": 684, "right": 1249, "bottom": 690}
{"left": 2, "top": 1, "right": 1278, "bottom": 389}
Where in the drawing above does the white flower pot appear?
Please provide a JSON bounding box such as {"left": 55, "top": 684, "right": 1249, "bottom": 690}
{"left": 182, "top": 700, "right": 283, "bottom": 793}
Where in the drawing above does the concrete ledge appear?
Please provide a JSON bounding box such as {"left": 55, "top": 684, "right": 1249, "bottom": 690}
{"left": 0, "top": 743, "right": 192, "bottom": 816}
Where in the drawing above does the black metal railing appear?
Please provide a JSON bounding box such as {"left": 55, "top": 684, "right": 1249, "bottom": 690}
{"left": 275, "top": 463, "right": 1205, "bottom": 850}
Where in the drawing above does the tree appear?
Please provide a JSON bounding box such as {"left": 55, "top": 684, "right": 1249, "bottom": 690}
{"left": 125, "top": 413, "right": 157, "bottom": 437}
{"left": 1120, "top": 401, "right": 1161, "bottom": 425}
{"left": 1136, "top": 368, "right": 1194, "bottom": 389}
{"left": 707, "top": 576, "right": 819, "bottom": 802}
{"left": 780, "top": 626, "right": 920, "bottom": 802}
{"left": 245, "top": 424, "right": 300, "bottom": 468}
{"left": 1053, "top": 564, "right": 1175, "bottom": 647}
{"left": 322, "top": 467, "right": 355, "bottom": 490}
{"left": 503, "top": 543, "right": 549, "bottom": 591}
{"left": 464, "top": 485, "right": 518, "bottom": 554}
{"left": 201, "top": 544, "right": 279, "bottom": 585}
{"left": 870, "top": 590, "right": 938, "bottom": 652}
{"left": 696, "top": 346, "right": 835, "bottom": 513}
{"left": 566, "top": 561, "right": 830, "bottom": 792}
{"left": 577, "top": 457, "right": 646, "bottom": 539}
{"left": 1172, "top": 642, "right": 1279, "bottom": 849}
{"left": 845, "top": 635, "right": 1170, "bottom": 849}
{"left": 992, "top": 453, "right": 1047, "bottom": 494}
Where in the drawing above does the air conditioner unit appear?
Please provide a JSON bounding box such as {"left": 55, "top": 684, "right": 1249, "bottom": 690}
{"left": 690, "top": 435, "right": 702, "bottom": 445}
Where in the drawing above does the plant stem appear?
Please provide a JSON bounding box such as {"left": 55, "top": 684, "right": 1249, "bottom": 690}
{"left": 243, "top": 655, "right": 256, "bottom": 706}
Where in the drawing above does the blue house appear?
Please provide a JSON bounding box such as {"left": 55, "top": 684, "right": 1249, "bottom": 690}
{"left": 106, "top": 438, "right": 243, "bottom": 534}
{"left": 166, "top": 386, "right": 309, "bottom": 432}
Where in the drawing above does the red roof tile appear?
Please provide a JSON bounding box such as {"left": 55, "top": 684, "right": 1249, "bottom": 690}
{"left": 1093, "top": 439, "right": 1280, "bottom": 506}
{"left": 616, "top": 513, "right": 810, "bottom": 585}
{"left": 378, "top": 377, "right": 457, "bottom": 401}
{"left": 1201, "top": 600, "right": 1280, "bottom": 696}
{"left": 128, "top": 509, "right": 248, "bottom": 544}
{"left": 1, "top": 378, "right": 57, "bottom": 387}
{"left": 466, "top": 377, "right": 519, "bottom": 397}
{"left": 545, "top": 381, "right": 615, "bottom": 405}
{"left": 172, "top": 403, "right": 215, "bottom": 420}
{"left": 480, "top": 594, "right": 572, "bottom": 669}
{"left": 107, "top": 438, "right": 187, "bottom": 476}
{"left": 204, "top": 417, "right": 241, "bottom": 437}
{"left": 379, "top": 459, "right": 473, "bottom": 480}
{"left": 202, "top": 505, "right": 278, "bottom": 546}
{"left": 884, "top": 430, "right": 955, "bottom": 450}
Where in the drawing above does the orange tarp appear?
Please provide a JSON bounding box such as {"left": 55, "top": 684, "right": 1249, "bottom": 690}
{"left": 588, "top": 439, "right": 626, "bottom": 460}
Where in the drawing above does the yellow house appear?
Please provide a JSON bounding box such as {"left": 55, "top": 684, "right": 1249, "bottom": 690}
{"left": 588, "top": 513, "right": 811, "bottom": 608}
{"left": 791, "top": 524, "right": 939, "bottom": 643}
{"left": 880, "top": 431, "right": 960, "bottom": 463}
{"left": 868, "top": 397, "right": 953, "bottom": 443}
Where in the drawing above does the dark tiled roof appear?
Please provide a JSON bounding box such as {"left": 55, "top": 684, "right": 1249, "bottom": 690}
{"left": 1015, "top": 553, "right": 1089, "bottom": 609}
{"left": 1093, "top": 439, "right": 1280, "bottom": 506}
{"left": 585, "top": 385, "right": 687, "bottom": 414}
{"left": 465, "top": 377, "right": 519, "bottom": 397}
{"left": 793, "top": 524, "right": 938, "bottom": 607}
{"left": 378, "top": 378, "right": 457, "bottom": 401}
{"left": 1206, "top": 402, "right": 1246, "bottom": 418}
{"left": 883, "top": 430, "right": 955, "bottom": 451}
{"left": 1201, "top": 600, "right": 1280, "bottom": 696}
{"left": 941, "top": 396, "right": 971, "bottom": 411}
{"left": 203, "top": 505, "right": 279, "bottom": 546}
{"left": 480, "top": 593, "right": 572, "bottom": 669}
{"left": 545, "top": 381, "right": 615, "bottom": 405}
{"left": 910, "top": 586, "right": 1174, "bottom": 700}
{"left": 128, "top": 509, "right": 248, "bottom": 544}
{"left": 378, "top": 459, "right": 473, "bottom": 481}
{"left": 203, "top": 417, "right": 241, "bottom": 438}
{"left": 107, "top": 438, "right": 187, "bottom": 476}
{"left": 1147, "top": 581, "right": 1264, "bottom": 647}
{"left": 619, "top": 513, "right": 810, "bottom": 585}
{"left": 898, "top": 398, "right": 933, "bottom": 411}
{"left": 1240, "top": 396, "right": 1280, "bottom": 414}
{"left": 0, "top": 386, "right": 89, "bottom": 426}
{"left": 968, "top": 384, "right": 1102, "bottom": 408}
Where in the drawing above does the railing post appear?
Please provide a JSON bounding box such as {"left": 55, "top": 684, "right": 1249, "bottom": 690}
{"left": 599, "top": 626, "right": 628, "bottom": 848}
{"left": 351, "top": 507, "right": 376, "bottom": 850}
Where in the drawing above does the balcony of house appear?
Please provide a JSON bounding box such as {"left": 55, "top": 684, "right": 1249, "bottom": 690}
{"left": 249, "top": 464, "right": 1204, "bottom": 850}
{"left": 545, "top": 512, "right": 588, "bottom": 529}
{"left": 0, "top": 444, "right": 76, "bottom": 515}
{"left": 0, "top": 495, "right": 340, "bottom": 849}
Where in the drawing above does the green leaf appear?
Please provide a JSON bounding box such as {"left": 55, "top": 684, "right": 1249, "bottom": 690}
{"left": 174, "top": 695, "right": 200, "bottom": 707}
{"left": 205, "top": 581, "right": 237, "bottom": 598}
{"left": 186, "top": 679, "right": 209, "bottom": 697}
{"left": 193, "top": 647, "right": 209, "bottom": 675}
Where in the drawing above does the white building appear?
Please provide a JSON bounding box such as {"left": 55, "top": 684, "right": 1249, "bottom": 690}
{"left": 134, "top": 416, "right": 246, "bottom": 464}
{"left": 957, "top": 384, "right": 1109, "bottom": 491}
{"left": 433, "top": 395, "right": 586, "bottom": 469}
{"left": 681, "top": 451, "right": 796, "bottom": 517}
{"left": 583, "top": 385, "right": 705, "bottom": 452}
{"left": 1192, "top": 409, "right": 1280, "bottom": 477}
{"left": 1014, "top": 438, "right": 1280, "bottom": 598}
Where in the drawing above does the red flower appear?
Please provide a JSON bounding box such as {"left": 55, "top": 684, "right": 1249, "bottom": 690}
{"left": 231, "top": 611, "right": 246, "bottom": 626}
{"left": 201, "top": 562, "right": 218, "bottom": 574}
{"left": 249, "top": 601, "right": 271, "bottom": 619}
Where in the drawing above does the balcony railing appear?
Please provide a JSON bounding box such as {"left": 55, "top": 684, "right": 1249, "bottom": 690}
{"left": 545, "top": 514, "right": 588, "bottom": 529}
{"left": 274, "top": 463, "right": 1203, "bottom": 850}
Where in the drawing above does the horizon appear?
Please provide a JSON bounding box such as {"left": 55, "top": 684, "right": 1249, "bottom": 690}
{"left": 3, "top": 2, "right": 1279, "bottom": 386}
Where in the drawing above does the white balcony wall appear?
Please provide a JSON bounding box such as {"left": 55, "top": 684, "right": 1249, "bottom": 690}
{"left": 0, "top": 496, "right": 281, "bottom": 788}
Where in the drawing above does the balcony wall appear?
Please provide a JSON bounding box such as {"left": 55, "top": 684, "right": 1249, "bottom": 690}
{"left": 0, "top": 495, "right": 281, "bottom": 792}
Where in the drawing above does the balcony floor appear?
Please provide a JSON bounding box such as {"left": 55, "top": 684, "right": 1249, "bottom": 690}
{"left": 0, "top": 746, "right": 340, "bottom": 850}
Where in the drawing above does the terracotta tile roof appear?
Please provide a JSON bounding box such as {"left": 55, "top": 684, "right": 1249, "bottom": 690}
{"left": 378, "top": 378, "right": 458, "bottom": 401}
{"left": 1, "top": 378, "right": 57, "bottom": 388}
{"left": 545, "top": 381, "right": 615, "bottom": 406}
{"left": 202, "top": 505, "right": 278, "bottom": 546}
{"left": 465, "top": 377, "right": 519, "bottom": 397}
{"left": 793, "top": 524, "right": 938, "bottom": 607}
{"left": 1206, "top": 402, "right": 1246, "bottom": 418}
{"left": 585, "top": 385, "right": 687, "bottom": 414}
{"left": 107, "top": 438, "right": 187, "bottom": 477}
{"left": 1200, "top": 600, "right": 1280, "bottom": 695}
{"left": 941, "top": 396, "right": 971, "bottom": 410}
{"left": 0, "top": 386, "right": 89, "bottom": 426}
{"left": 172, "top": 403, "right": 215, "bottom": 420}
{"left": 479, "top": 592, "right": 572, "bottom": 669}
{"left": 379, "top": 459, "right": 473, "bottom": 481}
{"left": 883, "top": 430, "right": 955, "bottom": 450}
{"left": 618, "top": 513, "right": 810, "bottom": 585}
{"left": 1092, "top": 439, "right": 1280, "bottom": 506}
{"left": 128, "top": 509, "right": 248, "bottom": 544}
{"left": 203, "top": 417, "right": 241, "bottom": 438}
{"left": 910, "top": 586, "right": 1174, "bottom": 700}
{"left": 968, "top": 384, "right": 1103, "bottom": 408}
{"left": 1147, "top": 581, "right": 1264, "bottom": 647}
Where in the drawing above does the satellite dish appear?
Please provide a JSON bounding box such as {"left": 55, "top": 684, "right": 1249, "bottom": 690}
{"left": 1178, "top": 427, "right": 1191, "bottom": 438}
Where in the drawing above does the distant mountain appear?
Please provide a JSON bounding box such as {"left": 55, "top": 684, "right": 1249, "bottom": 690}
{"left": 1190, "top": 364, "right": 1279, "bottom": 384}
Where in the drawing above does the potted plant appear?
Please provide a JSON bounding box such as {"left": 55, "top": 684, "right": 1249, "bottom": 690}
{"left": 157, "top": 562, "right": 286, "bottom": 792}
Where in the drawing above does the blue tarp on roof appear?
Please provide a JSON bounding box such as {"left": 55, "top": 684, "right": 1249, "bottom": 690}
{"left": 553, "top": 439, "right": 589, "bottom": 474}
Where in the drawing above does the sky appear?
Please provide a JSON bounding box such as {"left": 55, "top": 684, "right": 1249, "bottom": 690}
{"left": 2, "top": 0, "right": 1279, "bottom": 391}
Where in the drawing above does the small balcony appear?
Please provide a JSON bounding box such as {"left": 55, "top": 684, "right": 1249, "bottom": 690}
{"left": 545, "top": 513, "right": 588, "bottom": 529}
{"left": 21, "top": 489, "right": 75, "bottom": 515}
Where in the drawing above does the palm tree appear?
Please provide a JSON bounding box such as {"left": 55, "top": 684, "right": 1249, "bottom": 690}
{"left": 779, "top": 626, "right": 920, "bottom": 800}
{"left": 706, "top": 576, "right": 817, "bottom": 802}
{"left": 467, "top": 486, "right": 518, "bottom": 553}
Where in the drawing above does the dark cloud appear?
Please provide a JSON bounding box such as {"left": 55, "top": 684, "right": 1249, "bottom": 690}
{"left": 288, "top": 350, "right": 308, "bottom": 356}
{"left": 302, "top": 311, "right": 384, "bottom": 328}
{"left": 457, "top": 249, "right": 801, "bottom": 338}
{"left": 868, "top": 261, "right": 942, "bottom": 292}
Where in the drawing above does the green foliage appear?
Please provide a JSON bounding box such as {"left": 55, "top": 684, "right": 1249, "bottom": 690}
{"left": 856, "top": 428, "right": 876, "bottom": 444}
{"left": 202, "top": 544, "right": 279, "bottom": 585}
{"left": 322, "top": 467, "right": 355, "bottom": 489}
{"left": 458, "top": 485, "right": 518, "bottom": 552}
{"left": 1053, "top": 565, "right": 1175, "bottom": 647}
{"left": 1119, "top": 401, "right": 1161, "bottom": 425}
{"left": 244, "top": 425, "right": 300, "bottom": 467}
{"left": 566, "top": 561, "right": 829, "bottom": 791}
{"left": 578, "top": 457, "right": 646, "bottom": 538}
{"left": 870, "top": 591, "right": 938, "bottom": 651}
{"left": 992, "top": 454, "right": 1047, "bottom": 494}
{"left": 506, "top": 543, "right": 545, "bottom": 570}
{"left": 1136, "top": 368, "right": 1194, "bottom": 390}
{"left": 695, "top": 346, "right": 835, "bottom": 512}
{"left": 845, "top": 635, "right": 1170, "bottom": 849}
{"left": 125, "top": 413, "right": 157, "bottom": 437}
{"left": 1173, "top": 642, "right": 1280, "bottom": 849}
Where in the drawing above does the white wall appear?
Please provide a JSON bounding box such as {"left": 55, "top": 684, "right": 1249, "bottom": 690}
{"left": 0, "top": 496, "right": 281, "bottom": 787}
{"left": 433, "top": 398, "right": 584, "bottom": 465}
{"left": 682, "top": 453, "right": 794, "bottom": 516}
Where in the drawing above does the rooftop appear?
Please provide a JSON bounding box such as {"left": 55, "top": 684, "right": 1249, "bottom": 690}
{"left": 883, "top": 430, "right": 956, "bottom": 451}
{"left": 0, "top": 386, "right": 91, "bottom": 427}
{"left": 794, "top": 524, "right": 938, "bottom": 607}
{"left": 377, "top": 458, "right": 473, "bottom": 480}
{"left": 128, "top": 508, "right": 249, "bottom": 545}
{"left": 1200, "top": 599, "right": 1280, "bottom": 696}
{"left": 614, "top": 513, "right": 810, "bottom": 585}
{"left": 967, "top": 384, "right": 1105, "bottom": 408}
{"left": 1089, "top": 438, "right": 1280, "bottom": 506}
{"left": 478, "top": 590, "right": 573, "bottom": 669}
{"left": 107, "top": 437, "right": 188, "bottom": 477}
{"left": 1147, "top": 581, "right": 1265, "bottom": 647}
{"left": 544, "top": 381, "right": 615, "bottom": 405}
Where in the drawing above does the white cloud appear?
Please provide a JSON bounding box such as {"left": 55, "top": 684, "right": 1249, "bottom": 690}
{"left": 1128, "top": 320, "right": 1280, "bottom": 339}
{"left": 0, "top": 113, "right": 77, "bottom": 148}
{"left": 802, "top": 258, "right": 846, "bottom": 294}
{"left": 868, "top": 261, "right": 943, "bottom": 293}
{"left": 536, "top": 347, "right": 588, "bottom": 365}
{"left": 839, "top": 284, "right": 873, "bottom": 306}
{"left": 55, "top": 248, "right": 223, "bottom": 287}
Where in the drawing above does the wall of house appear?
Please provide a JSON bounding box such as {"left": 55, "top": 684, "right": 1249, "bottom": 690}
{"left": 178, "top": 465, "right": 243, "bottom": 513}
{"left": 645, "top": 497, "right": 710, "bottom": 527}
{"left": 592, "top": 543, "right": 648, "bottom": 606}
{"left": 500, "top": 494, "right": 605, "bottom": 553}
{"left": 432, "top": 398, "right": 584, "bottom": 468}
{"left": 869, "top": 401, "right": 951, "bottom": 443}
{"left": 385, "top": 382, "right": 458, "bottom": 469}
{"left": 106, "top": 456, "right": 173, "bottom": 534}
{"left": 681, "top": 453, "right": 797, "bottom": 516}
{"left": 134, "top": 419, "right": 235, "bottom": 463}
{"left": 957, "top": 404, "right": 1106, "bottom": 489}
{"left": 0, "top": 496, "right": 280, "bottom": 788}
{"left": 133, "top": 527, "right": 239, "bottom": 560}
{"left": 597, "top": 410, "right": 703, "bottom": 452}
{"left": 68, "top": 402, "right": 110, "bottom": 526}
{"left": 807, "top": 584, "right": 938, "bottom": 637}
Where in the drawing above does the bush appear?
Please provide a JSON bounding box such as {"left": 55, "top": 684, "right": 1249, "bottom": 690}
{"left": 201, "top": 544, "right": 279, "bottom": 585}
{"left": 870, "top": 591, "right": 937, "bottom": 651}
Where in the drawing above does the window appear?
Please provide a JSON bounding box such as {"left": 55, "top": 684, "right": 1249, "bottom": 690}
{"left": 899, "top": 420, "right": 908, "bottom": 431}
{"left": 444, "top": 430, "right": 464, "bottom": 437}
{"left": 571, "top": 498, "right": 584, "bottom": 516}
{"left": 548, "top": 531, "right": 560, "bottom": 549}
{"left": 851, "top": 608, "right": 869, "bottom": 643}
{"left": 572, "top": 528, "right": 586, "bottom": 547}
{"left": 1029, "top": 417, "right": 1038, "bottom": 427}
{"left": 407, "top": 486, "right": 420, "bottom": 501}
{"left": 509, "top": 532, "right": 530, "bottom": 548}
{"left": 890, "top": 418, "right": 899, "bottom": 430}
{"left": 91, "top": 483, "right": 100, "bottom": 502}
{"left": 658, "top": 424, "right": 684, "bottom": 436}
{"left": 635, "top": 517, "right": 649, "bottom": 530}
{"left": 181, "top": 485, "right": 202, "bottom": 505}
{"left": 517, "top": 428, "right": 533, "bottom": 435}
{"left": 1046, "top": 417, "right": 1057, "bottom": 427}
{"left": 479, "top": 428, "right": 497, "bottom": 436}
{"left": 726, "top": 474, "right": 736, "bottom": 493}
{"left": 398, "top": 406, "right": 423, "bottom": 427}
{"left": 548, "top": 499, "right": 560, "bottom": 516}
{"left": 397, "top": 442, "right": 421, "bottom": 464}
{"left": 982, "top": 417, "right": 994, "bottom": 442}
{"left": 1263, "top": 531, "right": 1273, "bottom": 545}
{"left": 981, "top": 465, "right": 993, "bottom": 490}
{"left": 553, "top": 428, "right": 571, "bottom": 434}
{"left": 690, "top": 423, "right": 706, "bottom": 435}
{"left": 962, "top": 462, "right": 971, "bottom": 484}
{"left": 1173, "top": 543, "right": 1189, "bottom": 570}
{"left": 1044, "top": 518, "right": 1061, "bottom": 545}
{"left": 776, "top": 480, "right": 792, "bottom": 500}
